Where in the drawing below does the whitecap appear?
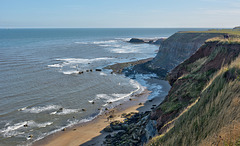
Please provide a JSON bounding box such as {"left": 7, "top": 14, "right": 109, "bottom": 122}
{"left": 22, "top": 105, "right": 60, "bottom": 114}
{"left": 99, "top": 72, "right": 107, "bottom": 76}
{"left": 62, "top": 70, "right": 79, "bottom": 75}
{"left": 0, "top": 120, "right": 52, "bottom": 137}
{"left": 74, "top": 42, "right": 89, "bottom": 44}
{"left": 47, "top": 64, "right": 63, "bottom": 68}
{"left": 51, "top": 108, "right": 80, "bottom": 115}
{"left": 92, "top": 40, "right": 117, "bottom": 44}
{"left": 56, "top": 57, "right": 113, "bottom": 65}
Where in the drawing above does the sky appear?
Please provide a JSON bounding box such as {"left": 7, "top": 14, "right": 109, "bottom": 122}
{"left": 0, "top": 0, "right": 240, "bottom": 28}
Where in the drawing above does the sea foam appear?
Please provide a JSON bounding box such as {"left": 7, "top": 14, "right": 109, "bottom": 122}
{"left": 22, "top": 105, "right": 60, "bottom": 114}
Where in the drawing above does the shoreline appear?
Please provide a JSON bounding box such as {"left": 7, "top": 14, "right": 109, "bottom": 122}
{"left": 34, "top": 78, "right": 170, "bottom": 146}
{"left": 34, "top": 89, "right": 152, "bottom": 146}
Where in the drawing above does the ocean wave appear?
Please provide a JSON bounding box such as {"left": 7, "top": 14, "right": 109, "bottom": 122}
{"left": 74, "top": 42, "right": 90, "bottom": 44}
{"left": 47, "top": 64, "right": 63, "bottom": 68}
{"left": 50, "top": 108, "right": 80, "bottom": 115}
{"left": 110, "top": 46, "right": 139, "bottom": 53}
{"left": 56, "top": 57, "right": 113, "bottom": 64}
{"left": 133, "top": 73, "right": 163, "bottom": 100}
{"left": 99, "top": 72, "right": 107, "bottom": 76}
{"left": 62, "top": 70, "right": 79, "bottom": 75}
{"left": 0, "top": 121, "right": 52, "bottom": 137}
{"left": 22, "top": 105, "right": 61, "bottom": 114}
{"left": 92, "top": 40, "right": 117, "bottom": 44}
{"left": 94, "top": 79, "right": 144, "bottom": 103}
{"left": 115, "top": 38, "right": 132, "bottom": 41}
{"left": 74, "top": 40, "right": 118, "bottom": 45}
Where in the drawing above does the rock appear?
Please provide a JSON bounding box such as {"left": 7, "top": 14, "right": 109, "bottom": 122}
{"left": 96, "top": 69, "right": 102, "bottom": 72}
{"left": 139, "top": 103, "right": 142, "bottom": 105}
{"left": 57, "top": 108, "right": 63, "bottom": 113}
{"left": 104, "top": 126, "right": 113, "bottom": 132}
{"left": 82, "top": 108, "right": 86, "bottom": 111}
{"left": 105, "top": 134, "right": 112, "bottom": 139}
{"left": 132, "top": 133, "right": 138, "bottom": 140}
{"left": 105, "top": 108, "right": 108, "bottom": 111}
{"left": 121, "top": 124, "right": 129, "bottom": 130}
{"left": 112, "top": 125, "right": 122, "bottom": 130}
{"left": 129, "top": 38, "right": 145, "bottom": 43}
{"left": 129, "top": 98, "right": 132, "bottom": 101}
{"left": 28, "top": 135, "right": 33, "bottom": 138}
{"left": 86, "top": 70, "right": 89, "bottom": 72}
{"left": 79, "top": 71, "right": 84, "bottom": 74}
{"left": 91, "top": 101, "right": 95, "bottom": 104}
{"left": 90, "top": 69, "right": 93, "bottom": 72}
{"left": 130, "top": 139, "right": 139, "bottom": 144}
{"left": 62, "top": 128, "right": 66, "bottom": 131}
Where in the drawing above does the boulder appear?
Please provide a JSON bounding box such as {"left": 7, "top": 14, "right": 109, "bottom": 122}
{"left": 96, "top": 69, "right": 102, "bottom": 72}
{"left": 104, "top": 126, "right": 113, "bottom": 132}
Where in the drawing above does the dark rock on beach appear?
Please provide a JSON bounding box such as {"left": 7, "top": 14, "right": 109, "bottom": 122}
{"left": 103, "top": 111, "right": 157, "bottom": 145}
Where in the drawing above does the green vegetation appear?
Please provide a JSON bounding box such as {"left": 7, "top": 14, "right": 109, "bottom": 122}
{"left": 180, "top": 29, "right": 240, "bottom": 36}
{"left": 150, "top": 56, "right": 240, "bottom": 146}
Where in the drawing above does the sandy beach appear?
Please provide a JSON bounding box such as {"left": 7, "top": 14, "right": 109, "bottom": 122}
{"left": 33, "top": 78, "right": 170, "bottom": 146}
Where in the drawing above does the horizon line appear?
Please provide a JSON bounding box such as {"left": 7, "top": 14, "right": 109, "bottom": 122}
{"left": 0, "top": 27, "right": 232, "bottom": 29}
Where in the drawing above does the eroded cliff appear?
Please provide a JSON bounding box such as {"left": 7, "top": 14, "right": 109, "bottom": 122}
{"left": 149, "top": 38, "right": 240, "bottom": 146}
{"left": 133, "top": 32, "right": 222, "bottom": 78}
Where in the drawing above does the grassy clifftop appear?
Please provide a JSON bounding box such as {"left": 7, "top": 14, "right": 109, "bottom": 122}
{"left": 149, "top": 40, "right": 240, "bottom": 145}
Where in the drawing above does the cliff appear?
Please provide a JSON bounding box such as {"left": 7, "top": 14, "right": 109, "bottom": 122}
{"left": 132, "top": 32, "right": 222, "bottom": 78}
{"left": 149, "top": 38, "right": 240, "bottom": 145}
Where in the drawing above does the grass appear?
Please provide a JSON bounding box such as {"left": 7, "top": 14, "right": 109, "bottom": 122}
{"left": 180, "top": 29, "right": 240, "bottom": 36}
{"left": 149, "top": 64, "right": 240, "bottom": 145}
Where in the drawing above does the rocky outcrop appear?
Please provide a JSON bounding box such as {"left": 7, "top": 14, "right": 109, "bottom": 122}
{"left": 128, "top": 38, "right": 165, "bottom": 45}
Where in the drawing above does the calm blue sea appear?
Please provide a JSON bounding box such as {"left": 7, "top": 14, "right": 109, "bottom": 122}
{"left": 0, "top": 28, "right": 209, "bottom": 145}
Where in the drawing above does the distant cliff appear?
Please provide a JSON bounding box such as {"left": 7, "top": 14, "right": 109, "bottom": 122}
{"left": 133, "top": 32, "right": 222, "bottom": 78}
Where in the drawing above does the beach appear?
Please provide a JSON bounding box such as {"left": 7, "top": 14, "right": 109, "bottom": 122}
{"left": 33, "top": 78, "right": 170, "bottom": 146}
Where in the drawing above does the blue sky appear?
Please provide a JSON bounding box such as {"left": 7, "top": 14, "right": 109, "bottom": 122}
{"left": 0, "top": 0, "right": 239, "bottom": 28}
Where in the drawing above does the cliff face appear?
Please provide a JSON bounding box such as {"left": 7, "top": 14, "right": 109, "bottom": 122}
{"left": 149, "top": 40, "right": 240, "bottom": 145}
{"left": 133, "top": 33, "right": 222, "bottom": 78}
{"left": 151, "top": 32, "right": 223, "bottom": 70}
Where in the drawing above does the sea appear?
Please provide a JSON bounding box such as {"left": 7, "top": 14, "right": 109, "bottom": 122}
{"left": 0, "top": 28, "right": 208, "bottom": 145}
